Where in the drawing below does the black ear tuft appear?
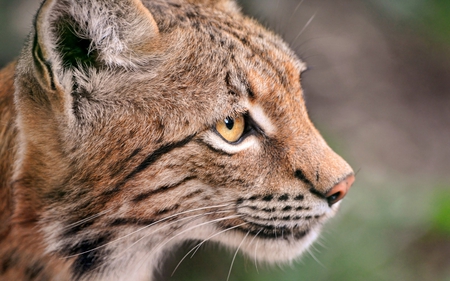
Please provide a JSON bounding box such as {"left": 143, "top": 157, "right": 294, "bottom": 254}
{"left": 55, "top": 18, "right": 98, "bottom": 69}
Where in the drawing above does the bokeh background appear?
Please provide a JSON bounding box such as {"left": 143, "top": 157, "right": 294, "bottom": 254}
{"left": 1, "top": 0, "right": 449, "bottom": 280}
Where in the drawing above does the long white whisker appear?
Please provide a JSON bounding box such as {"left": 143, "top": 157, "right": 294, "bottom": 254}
{"left": 65, "top": 204, "right": 233, "bottom": 258}
{"left": 111, "top": 215, "right": 246, "bottom": 276}
{"left": 189, "top": 221, "right": 243, "bottom": 258}
{"left": 61, "top": 209, "right": 113, "bottom": 231}
{"left": 87, "top": 211, "right": 239, "bottom": 274}
{"left": 151, "top": 214, "right": 243, "bottom": 254}
{"left": 171, "top": 222, "right": 248, "bottom": 277}
{"left": 115, "top": 214, "right": 243, "bottom": 262}
{"left": 227, "top": 231, "right": 250, "bottom": 281}
{"left": 292, "top": 13, "right": 316, "bottom": 46}
{"left": 249, "top": 229, "right": 262, "bottom": 274}
{"left": 287, "top": 0, "right": 306, "bottom": 27}
{"left": 84, "top": 210, "right": 239, "bottom": 276}
{"left": 293, "top": 35, "right": 323, "bottom": 54}
{"left": 307, "top": 247, "right": 326, "bottom": 269}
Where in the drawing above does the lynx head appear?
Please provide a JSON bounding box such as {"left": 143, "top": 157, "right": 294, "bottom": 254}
{"left": 12, "top": 0, "right": 354, "bottom": 278}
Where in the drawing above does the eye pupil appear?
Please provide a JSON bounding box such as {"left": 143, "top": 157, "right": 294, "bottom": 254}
{"left": 224, "top": 118, "right": 234, "bottom": 130}
{"left": 215, "top": 115, "right": 245, "bottom": 143}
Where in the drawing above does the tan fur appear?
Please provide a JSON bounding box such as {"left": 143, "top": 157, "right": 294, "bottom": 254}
{"left": 0, "top": 0, "right": 354, "bottom": 280}
{"left": 0, "top": 63, "right": 17, "bottom": 239}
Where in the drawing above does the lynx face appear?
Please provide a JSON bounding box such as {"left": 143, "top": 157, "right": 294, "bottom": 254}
{"left": 0, "top": 0, "right": 354, "bottom": 279}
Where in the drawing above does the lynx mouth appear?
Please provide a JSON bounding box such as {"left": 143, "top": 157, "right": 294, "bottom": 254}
{"left": 238, "top": 223, "right": 310, "bottom": 240}
{"left": 231, "top": 196, "right": 327, "bottom": 240}
{"left": 218, "top": 220, "right": 312, "bottom": 240}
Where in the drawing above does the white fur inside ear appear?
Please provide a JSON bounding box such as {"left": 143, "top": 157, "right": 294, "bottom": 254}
{"left": 202, "top": 131, "right": 259, "bottom": 154}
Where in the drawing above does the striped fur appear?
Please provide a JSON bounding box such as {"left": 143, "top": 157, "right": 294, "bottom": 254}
{"left": 0, "top": 0, "right": 354, "bottom": 280}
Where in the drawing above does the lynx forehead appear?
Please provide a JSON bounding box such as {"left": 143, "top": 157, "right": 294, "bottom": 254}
{"left": 0, "top": 0, "right": 354, "bottom": 280}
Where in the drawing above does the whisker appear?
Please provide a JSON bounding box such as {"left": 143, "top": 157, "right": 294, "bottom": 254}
{"left": 307, "top": 246, "right": 326, "bottom": 269}
{"left": 188, "top": 221, "right": 239, "bottom": 258}
{"left": 227, "top": 231, "right": 250, "bottom": 281}
{"left": 149, "top": 214, "right": 243, "bottom": 256}
{"left": 286, "top": 0, "right": 306, "bottom": 28}
{"left": 248, "top": 228, "right": 262, "bottom": 274}
{"left": 109, "top": 214, "right": 246, "bottom": 276}
{"left": 112, "top": 214, "right": 242, "bottom": 264}
{"left": 188, "top": 222, "right": 248, "bottom": 258}
{"left": 293, "top": 36, "right": 320, "bottom": 55}
{"left": 65, "top": 203, "right": 234, "bottom": 259}
{"left": 86, "top": 210, "right": 239, "bottom": 274}
{"left": 171, "top": 222, "right": 248, "bottom": 277}
{"left": 61, "top": 209, "right": 113, "bottom": 231}
{"left": 314, "top": 236, "right": 326, "bottom": 249}
{"left": 292, "top": 13, "right": 316, "bottom": 46}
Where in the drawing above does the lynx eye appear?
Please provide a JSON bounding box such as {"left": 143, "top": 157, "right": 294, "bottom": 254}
{"left": 215, "top": 116, "right": 245, "bottom": 143}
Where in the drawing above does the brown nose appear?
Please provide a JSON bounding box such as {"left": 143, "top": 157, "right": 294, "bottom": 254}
{"left": 325, "top": 175, "right": 355, "bottom": 206}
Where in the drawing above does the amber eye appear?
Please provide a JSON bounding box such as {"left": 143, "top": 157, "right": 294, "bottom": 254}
{"left": 215, "top": 115, "right": 245, "bottom": 143}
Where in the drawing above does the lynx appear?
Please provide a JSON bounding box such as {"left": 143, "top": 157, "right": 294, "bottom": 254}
{"left": 0, "top": 0, "right": 354, "bottom": 280}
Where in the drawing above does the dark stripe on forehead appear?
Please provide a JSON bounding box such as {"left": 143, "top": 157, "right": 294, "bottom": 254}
{"left": 217, "top": 25, "right": 291, "bottom": 87}
{"left": 186, "top": 13, "right": 292, "bottom": 92}
{"left": 224, "top": 70, "right": 255, "bottom": 100}
{"left": 229, "top": 48, "right": 291, "bottom": 100}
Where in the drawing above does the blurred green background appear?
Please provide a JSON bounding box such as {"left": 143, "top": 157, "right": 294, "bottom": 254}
{"left": 1, "top": 0, "right": 449, "bottom": 280}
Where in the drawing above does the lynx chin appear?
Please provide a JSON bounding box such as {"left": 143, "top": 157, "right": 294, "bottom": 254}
{"left": 0, "top": 0, "right": 355, "bottom": 280}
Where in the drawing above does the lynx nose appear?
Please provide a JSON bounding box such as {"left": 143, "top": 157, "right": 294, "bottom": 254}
{"left": 325, "top": 175, "right": 355, "bottom": 206}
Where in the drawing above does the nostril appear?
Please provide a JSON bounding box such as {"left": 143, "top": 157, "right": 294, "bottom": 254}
{"left": 327, "top": 192, "right": 342, "bottom": 204}
{"left": 325, "top": 175, "right": 355, "bottom": 206}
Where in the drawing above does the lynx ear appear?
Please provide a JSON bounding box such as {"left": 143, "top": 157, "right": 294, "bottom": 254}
{"left": 33, "top": 0, "right": 159, "bottom": 89}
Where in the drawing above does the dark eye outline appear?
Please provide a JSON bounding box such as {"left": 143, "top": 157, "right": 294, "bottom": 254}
{"left": 213, "top": 113, "right": 260, "bottom": 145}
